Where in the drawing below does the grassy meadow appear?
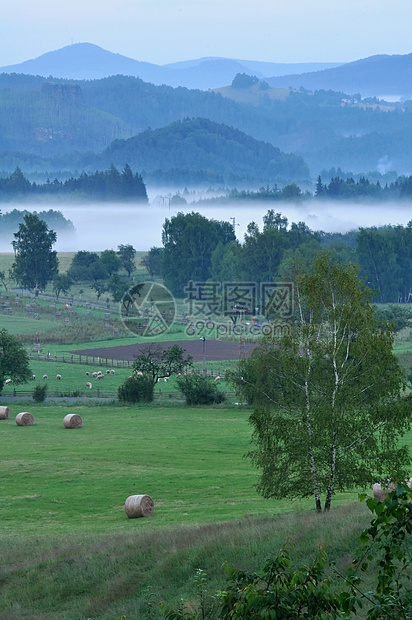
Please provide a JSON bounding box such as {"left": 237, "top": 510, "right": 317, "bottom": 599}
{"left": 1, "top": 252, "right": 412, "bottom": 618}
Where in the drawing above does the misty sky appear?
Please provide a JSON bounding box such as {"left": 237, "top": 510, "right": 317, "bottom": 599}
{"left": 1, "top": 0, "right": 412, "bottom": 67}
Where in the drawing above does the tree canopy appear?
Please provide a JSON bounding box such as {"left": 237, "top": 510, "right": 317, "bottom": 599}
{"left": 132, "top": 343, "right": 193, "bottom": 386}
{"left": 0, "top": 329, "right": 32, "bottom": 393}
{"left": 10, "top": 213, "right": 58, "bottom": 295}
{"left": 232, "top": 251, "right": 412, "bottom": 512}
{"left": 161, "top": 211, "right": 236, "bottom": 296}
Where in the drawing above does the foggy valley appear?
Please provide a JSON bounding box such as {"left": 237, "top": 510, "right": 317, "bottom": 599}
{"left": 1, "top": 199, "right": 411, "bottom": 253}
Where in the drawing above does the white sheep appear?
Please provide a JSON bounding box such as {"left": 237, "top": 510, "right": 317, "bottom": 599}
{"left": 214, "top": 376, "right": 221, "bottom": 382}
{"left": 85, "top": 371, "right": 90, "bottom": 377}
{"left": 164, "top": 376, "right": 169, "bottom": 382}
{"left": 86, "top": 382, "right": 92, "bottom": 389}
{"left": 56, "top": 374, "right": 62, "bottom": 380}
{"left": 135, "top": 371, "right": 143, "bottom": 377}
{"left": 92, "top": 372, "right": 98, "bottom": 378}
{"left": 110, "top": 369, "right": 115, "bottom": 375}
{"left": 31, "top": 374, "right": 36, "bottom": 380}
{"left": 96, "top": 374, "right": 104, "bottom": 380}
{"left": 106, "top": 369, "right": 111, "bottom": 374}
{"left": 5, "top": 379, "right": 12, "bottom": 385}
{"left": 42, "top": 374, "right": 48, "bottom": 380}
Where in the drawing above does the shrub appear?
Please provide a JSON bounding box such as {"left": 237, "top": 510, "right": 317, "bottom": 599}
{"left": 177, "top": 372, "right": 225, "bottom": 406}
{"left": 33, "top": 384, "right": 48, "bottom": 403}
{"left": 118, "top": 374, "right": 154, "bottom": 403}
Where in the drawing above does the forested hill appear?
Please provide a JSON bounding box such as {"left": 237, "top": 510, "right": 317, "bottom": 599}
{"left": 3, "top": 73, "right": 412, "bottom": 179}
{"left": 91, "top": 118, "right": 308, "bottom": 183}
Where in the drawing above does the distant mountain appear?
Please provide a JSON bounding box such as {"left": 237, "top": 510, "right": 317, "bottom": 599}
{"left": 0, "top": 43, "right": 343, "bottom": 90}
{"left": 266, "top": 54, "right": 412, "bottom": 99}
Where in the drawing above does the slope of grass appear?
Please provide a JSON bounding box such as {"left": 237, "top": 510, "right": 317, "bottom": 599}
{"left": 0, "top": 502, "right": 371, "bottom": 620}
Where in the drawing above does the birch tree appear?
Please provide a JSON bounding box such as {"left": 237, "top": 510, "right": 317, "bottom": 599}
{"left": 234, "top": 251, "right": 411, "bottom": 512}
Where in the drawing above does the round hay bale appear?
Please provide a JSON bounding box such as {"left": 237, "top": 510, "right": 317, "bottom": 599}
{"left": 63, "top": 414, "right": 83, "bottom": 429}
{"left": 0, "top": 406, "right": 10, "bottom": 420}
{"left": 15, "top": 412, "right": 34, "bottom": 426}
{"left": 125, "top": 494, "right": 154, "bottom": 518}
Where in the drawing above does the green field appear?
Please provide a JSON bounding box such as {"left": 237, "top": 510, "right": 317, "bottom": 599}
{"left": 0, "top": 401, "right": 376, "bottom": 619}
{"left": 0, "top": 402, "right": 334, "bottom": 538}
{"left": 1, "top": 252, "right": 411, "bottom": 618}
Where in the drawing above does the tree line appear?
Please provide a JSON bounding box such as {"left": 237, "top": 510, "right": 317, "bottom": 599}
{"left": 0, "top": 165, "right": 148, "bottom": 202}
{"left": 199, "top": 173, "right": 412, "bottom": 203}
{"left": 143, "top": 210, "right": 412, "bottom": 303}
{"left": 7, "top": 207, "right": 412, "bottom": 306}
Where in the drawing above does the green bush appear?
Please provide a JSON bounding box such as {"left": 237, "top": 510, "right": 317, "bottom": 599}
{"left": 118, "top": 374, "right": 154, "bottom": 403}
{"left": 32, "top": 384, "right": 48, "bottom": 403}
{"left": 177, "top": 372, "right": 225, "bottom": 405}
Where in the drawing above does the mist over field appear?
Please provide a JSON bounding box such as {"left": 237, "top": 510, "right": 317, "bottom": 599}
{"left": 1, "top": 199, "right": 411, "bottom": 252}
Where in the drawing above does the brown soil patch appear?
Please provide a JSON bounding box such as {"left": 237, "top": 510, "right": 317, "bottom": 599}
{"left": 70, "top": 340, "right": 256, "bottom": 362}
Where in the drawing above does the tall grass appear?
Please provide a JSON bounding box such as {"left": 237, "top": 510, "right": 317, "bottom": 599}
{"left": 0, "top": 503, "right": 371, "bottom": 620}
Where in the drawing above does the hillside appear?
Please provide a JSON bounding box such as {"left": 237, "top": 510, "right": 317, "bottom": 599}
{"left": 0, "top": 76, "right": 133, "bottom": 155}
{"left": 91, "top": 118, "right": 309, "bottom": 183}
{"left": 2, "top": 72, "right": 412, "bottom": 179}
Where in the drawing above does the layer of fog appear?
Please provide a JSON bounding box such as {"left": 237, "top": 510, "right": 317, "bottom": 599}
{"left": 2, "top": 200, "right": 412, "bottom": 252}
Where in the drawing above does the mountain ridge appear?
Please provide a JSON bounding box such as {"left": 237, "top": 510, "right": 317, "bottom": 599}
{"left": 0, "top": 42, "right": 343, "bottom": 90}
{"left": 267, "top": 53, "right": 412, "bottom": 98}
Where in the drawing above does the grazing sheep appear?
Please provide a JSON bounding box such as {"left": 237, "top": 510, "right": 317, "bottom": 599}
{"left": 110, "top": 369, "right": 115, "bottom": 375}
{"left": 92, "top": 372, "right": 98, "bottom": 378}
{"left": 85, "top": 372, "right": 90, "bottom": 377}
{"left": 31, "top": 375, "right": 36, "bottom": 380}
{"left": 96, "top": 374, "right": 104, "bottom": 380}
{"left": 164, "top": 377, "right": 169, "bottom": 382}
{"left": 135, "top": 371, "right": 143, "bottom": 377}
{"left": 56, "top": 374, "right": 62, "bottom": 380}
{"left": 5, "top": 379, "right": 12, "bottom": 385}
{"left": 86, "top": 382, "right": 92, "bottom": 389}
{"left": 106, "top": 369, "right": 111, "bottom": 374}
{"left": 176, "top": 373, "right": 181, "bottom": 378}
{"left": 42, "top": 374, "right": 48, "bottom": 380}
{"left": 214, "top": 376, "right": 221, "bottom": 382}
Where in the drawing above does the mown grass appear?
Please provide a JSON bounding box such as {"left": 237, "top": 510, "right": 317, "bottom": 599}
{"left": 0, "top": 401, "right": 378, "bottom": 619}
{"left": 1, "top": 403, "right": 321, "bottom": 537}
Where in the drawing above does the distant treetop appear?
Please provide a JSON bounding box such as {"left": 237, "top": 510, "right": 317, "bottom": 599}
{"left": 231, "top": 73, "right": 259, "bottom": 88}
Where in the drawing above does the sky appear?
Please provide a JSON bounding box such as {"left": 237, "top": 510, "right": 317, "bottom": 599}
{"left": 1, "top": 0, "right": 412, "bottom": 67}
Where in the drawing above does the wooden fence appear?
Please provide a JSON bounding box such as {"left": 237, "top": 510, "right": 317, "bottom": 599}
{"left": 28, "top": 353, "right": 133, "bottom": 368}
{"left": 2, "top": 387, "right": 236, "bottom": 401}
